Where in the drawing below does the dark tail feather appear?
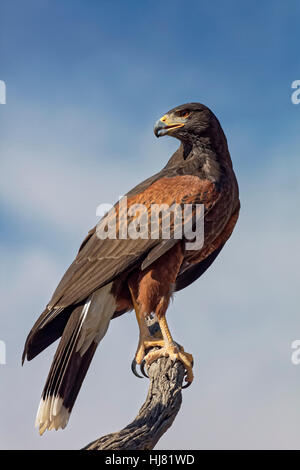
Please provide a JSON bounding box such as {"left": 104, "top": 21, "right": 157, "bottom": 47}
{"left": 22, "top": 304, "right": 77, "bottom": 364}
{"left": 34, "top": 303, "right": 96, "bottom": 434}
{"left": 34, "top": 283, "right": 115, "bottom": 434}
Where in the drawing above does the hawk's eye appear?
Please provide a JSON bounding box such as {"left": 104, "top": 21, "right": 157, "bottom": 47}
{"left": 177, "top": 110, "right": 190, "bottom": 119}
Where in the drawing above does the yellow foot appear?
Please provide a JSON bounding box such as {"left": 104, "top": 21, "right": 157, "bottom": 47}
{"left": 144, "top": 343, "right": 194, "bottom": 388}
{"left": 135, "top": 337, "right": 165, "bottom": 364}
{"left": 131, "top": 337, "right": 165, "bottom": 378}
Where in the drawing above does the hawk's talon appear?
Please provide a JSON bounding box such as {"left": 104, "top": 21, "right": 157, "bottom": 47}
{"left": 140, "top": 359, "right": 149, "bottom": 378}
{"left": 131, "top": 359, "right": 143, "bottom": 378}
{"left": 182, "top": 380, "right": 192, "bottom": 389}
{"left": 143, "top": 344, "right": 194, "bottom": 387}
{"left": 131, "top": 337, "right": 164, "bottom": 379}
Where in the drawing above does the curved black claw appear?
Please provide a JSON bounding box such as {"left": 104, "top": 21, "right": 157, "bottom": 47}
{"left": 140, "top": 359, "right": 149, "bottom": 378}
{"left": 131, "top": 359, "right": 143, "bottom": 378}
{"left": 182, "top": 380, "right": 192, "bottom": 389}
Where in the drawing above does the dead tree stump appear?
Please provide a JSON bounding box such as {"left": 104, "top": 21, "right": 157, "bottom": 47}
{"left": 83, "top": 355, "right": 186, "bottom": 450}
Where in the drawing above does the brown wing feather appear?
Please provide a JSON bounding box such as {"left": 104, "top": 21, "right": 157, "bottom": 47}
{"left": 48, "top": 175, "right": 221, "bottom": 310}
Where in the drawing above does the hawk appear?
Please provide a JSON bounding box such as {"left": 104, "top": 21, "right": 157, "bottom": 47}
{"left": 22, "top": 102, "right": 240, "bottom": 435}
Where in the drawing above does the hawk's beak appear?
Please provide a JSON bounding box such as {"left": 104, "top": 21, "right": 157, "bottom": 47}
{"left": 154, "top": 114, "right": 185, "bottom": 138}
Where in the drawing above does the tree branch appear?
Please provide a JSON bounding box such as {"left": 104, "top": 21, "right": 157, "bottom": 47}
{"left": 83, "top": 355, "right": 186, "bottom": 450}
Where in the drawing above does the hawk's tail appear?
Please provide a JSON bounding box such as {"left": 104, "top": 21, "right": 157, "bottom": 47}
{"left": 35, "top": 282, "right": 116, "bottom": 435}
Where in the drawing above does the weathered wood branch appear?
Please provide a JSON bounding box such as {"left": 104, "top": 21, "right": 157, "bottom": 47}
{"left": 83, "top": 355, "right": 186, "bottom": 450}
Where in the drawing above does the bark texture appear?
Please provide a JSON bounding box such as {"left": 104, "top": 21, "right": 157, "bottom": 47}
{"left": 83, "top": 355, "right": 186, "bottom": 450}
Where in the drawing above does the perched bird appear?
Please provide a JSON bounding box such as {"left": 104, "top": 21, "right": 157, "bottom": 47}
{"left": 22, "top": 102, "right": 240, "bottom": 435}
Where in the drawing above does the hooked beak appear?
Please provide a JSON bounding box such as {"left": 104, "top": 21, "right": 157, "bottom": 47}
{"left": 154, "top": 114, "right": 185, "bottom": 138}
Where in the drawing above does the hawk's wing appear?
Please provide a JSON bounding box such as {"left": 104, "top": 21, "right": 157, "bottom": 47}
{"left": 48, "top": 174, "right": 220, "bottom": 310}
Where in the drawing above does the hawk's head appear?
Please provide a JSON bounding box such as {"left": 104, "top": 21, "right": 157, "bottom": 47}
{"left": 154, "top": 102, "right": 219, "bottom": 143}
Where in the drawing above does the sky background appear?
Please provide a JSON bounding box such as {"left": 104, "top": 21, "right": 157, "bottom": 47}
{"left": 0, "top": 0, "right": 300, "bottom": 450}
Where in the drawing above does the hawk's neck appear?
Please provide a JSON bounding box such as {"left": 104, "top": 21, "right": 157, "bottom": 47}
{"left": 164, "top": 136, "right": 232, "bottom": 183}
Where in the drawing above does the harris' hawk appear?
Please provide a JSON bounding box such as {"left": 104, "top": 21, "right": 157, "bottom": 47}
{"left": 22, "top": 102, "right": 240, "bottom": 435}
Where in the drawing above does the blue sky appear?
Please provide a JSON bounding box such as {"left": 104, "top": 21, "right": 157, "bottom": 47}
{"left": 1, "top": 0, "right": 300, "bottom": 449}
